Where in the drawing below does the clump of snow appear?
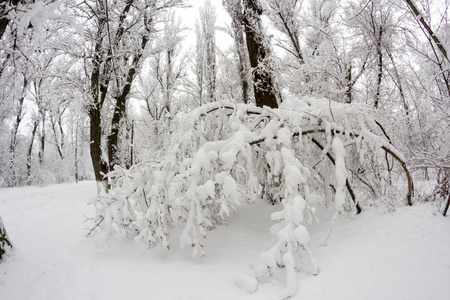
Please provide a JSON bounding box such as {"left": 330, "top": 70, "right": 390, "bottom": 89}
{"left": 332, "top": 137, "right": 347, "bottom": 212}
{"left": 238, "top": 273, "right": 258, "bottom": 293}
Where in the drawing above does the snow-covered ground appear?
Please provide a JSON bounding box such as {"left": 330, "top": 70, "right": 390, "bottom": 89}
{"left": 0, "top": 181, "right": 449, "bottom": 300}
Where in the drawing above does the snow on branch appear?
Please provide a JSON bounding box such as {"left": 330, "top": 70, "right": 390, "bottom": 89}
{"left": 90, "top": 96, "right": 413, "bottom": 297}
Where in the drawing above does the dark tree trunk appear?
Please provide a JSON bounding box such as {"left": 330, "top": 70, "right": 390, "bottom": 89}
{"left": 444, "top": 194, "right": 450, "bottom": 217}
{"left": 38, "top": 111, "right": 46, "bottom": 165}
{"left": 26, "top": 120, "right": 38, "bottom": 184}
{"left": 374, "top": 26, "right": 383, "bottom": 109}
{"left": 130, "top": 120, "right": 134, "bottom": 167}
{"left": 51, "top": 115, "right": 64, "bottom": 160}
{"left": 89, "top": 106, "right": 108, "bottom": 185}
{"left": 242, "top": 0, "right": 278, "bottom": 109}
{"left": 345, "top": 64, "right": 352, "bottom": 103}
{"left": 89, "top": 11, "right": 109, "bottom": 189}
{"left": 74, "top": 120, "right": 79, "bottom": 183}
{"left": 108, "top": 34, "right": 148, "bottom": 172}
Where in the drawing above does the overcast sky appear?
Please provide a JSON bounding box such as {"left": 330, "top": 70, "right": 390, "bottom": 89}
{"left": 176, "top": 0, "right": 233, "bottom": 51}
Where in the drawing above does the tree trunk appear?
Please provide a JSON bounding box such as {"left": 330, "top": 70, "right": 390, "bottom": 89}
{"left": 375, "top": 26, "right": 383, "bottom": 109}
{"left": 89, "top": 10, "right": 109, "bottom": 190}
{"left": 204, "top": 17, "right": 216, "bottom": 103}
{"left": 74, "top": 120, "right": 79, "bottom": 183}
{"left": 130, "top": 120, "right": 134, "bottom": 167}
{"left": 108, "top": 18, "right": 150, "bottom": 173}
{"left": 166, "top": 49, "right": 173, "bottom": 110}
{"left": 345, "top": 63, "right": 353, "bottom": 103}
{"left": 51, "top": 115, "right": 64, "bottom": 160}
{"left": 242, "top": 0, "right": 279, "bottom": 109}
{"left": 38, "top": 111, "right": 46, "bottom": 165}
{"left": 404, "top": 0, "right": 449, "bottom": 62}
{"left": 195, "top": 24, "right": 205, "bottom": 104}
{"left": 444, "top": 194, "right": 450, "bottom": 217}
{"left": 26, "top": 120, "right": 38, "bottom": 184}
{"left": 227, "top": 1, "right": 250, "bottom": 104}
{"left": 89, "top": 106, "right": 108, "bottom": 188}
{"left": 0, "top": 215, "right": 12, "bottom": 260}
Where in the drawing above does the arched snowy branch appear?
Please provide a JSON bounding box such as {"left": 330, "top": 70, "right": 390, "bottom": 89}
{"left": 91, "top": 96, "right": 413, "bottom": 298}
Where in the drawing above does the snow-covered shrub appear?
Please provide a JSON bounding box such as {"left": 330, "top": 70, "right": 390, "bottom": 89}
{"left": 90, "top": 96, "right": 412, "bottom": 297}
{"left": 0, "top": 215, "right": 12, "bottom": 260}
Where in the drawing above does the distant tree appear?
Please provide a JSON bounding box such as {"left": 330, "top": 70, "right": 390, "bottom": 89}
{"left": 199, "top": 0, "right": 217, "bottom": 103}
{"left": 133, "top": 10, "right": 186, "bottom": 159}
{"left": 79, "top": 0, "right": 185, "bottom": 190}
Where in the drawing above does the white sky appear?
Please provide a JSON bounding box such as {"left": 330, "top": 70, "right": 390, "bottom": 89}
{"left": 175, "top": 0, "right": 234, "bottom": 51}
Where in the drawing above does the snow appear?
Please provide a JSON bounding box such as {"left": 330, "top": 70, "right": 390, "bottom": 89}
{"left": 332, "top": 137, "right": 347, "bottom": 212}
{"left": 238, "top": 273, "right": 258, "bottom": 293}
{"left": 1, "top": 181, "right": 450, "bottom": 299}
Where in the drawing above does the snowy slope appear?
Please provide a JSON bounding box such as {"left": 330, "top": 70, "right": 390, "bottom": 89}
{"left": 0, "top": 181, "right": 449, "bottom": 300}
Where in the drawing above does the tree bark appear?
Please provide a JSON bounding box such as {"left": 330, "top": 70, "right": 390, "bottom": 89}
{"left": 26, "top": 120, "right": 38, "bottom": 184}
{"left": 74, "top": 120, "right": 79, "bottom": 183}
{"left": 242, "top": 0, "right": 279, "bottom": 109}
{"left": 38, "top": 110, "right": 46, "bottom": 165}
{"left": 375, "top": 26, "right": 383, "bottom": 109}
{"left": 89, "top": 106, "right": 108, "bottom": 186}
{"left": 89, "top": 11, "right": 109, "bottom": 188}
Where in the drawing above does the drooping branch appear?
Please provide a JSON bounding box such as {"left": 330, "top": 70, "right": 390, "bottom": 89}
{"left": 183, "top": 101, "right": 413, "bottom": 207}
{"left": 251, "top": 126, "right": 414, "bottom": 207}
{"left": 311, "top": 138, "right": 362, "bottom": 214}
{"left": 381, "top": 146, "right": 414, "bottom": 206}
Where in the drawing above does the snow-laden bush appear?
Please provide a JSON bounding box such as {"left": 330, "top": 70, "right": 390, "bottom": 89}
{"left": 90, "top": 96, "right": 412, "bottom": 297}
{"left": 0, "top": 215, "right": 12, "bottom": 260}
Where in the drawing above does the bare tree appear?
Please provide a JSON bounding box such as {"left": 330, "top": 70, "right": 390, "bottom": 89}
{"left": 82, "top": 0, "right": 185, "bottom": 190}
